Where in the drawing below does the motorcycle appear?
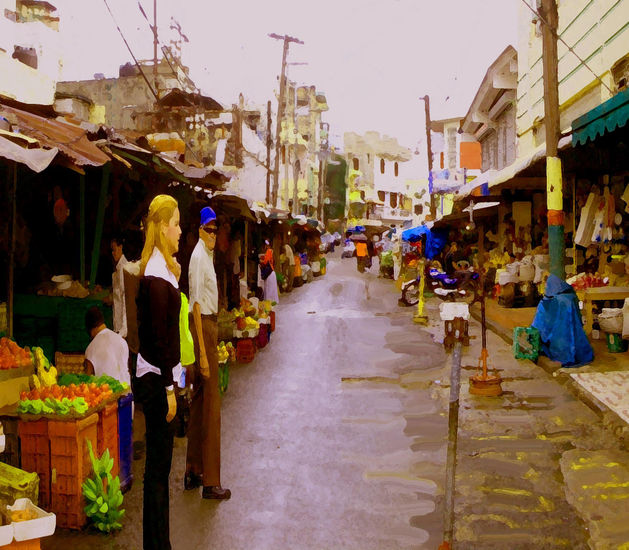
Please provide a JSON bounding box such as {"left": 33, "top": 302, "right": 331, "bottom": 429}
{"left": 400, "top": 266, "right": 479, "bottom": 306}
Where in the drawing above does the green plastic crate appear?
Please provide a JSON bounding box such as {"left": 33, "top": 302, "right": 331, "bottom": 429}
{"left": 513, "top": 326, "right": 541, "bottom": 361}
{"left": 0, "top": 461, "right": 39, "bottom": 509}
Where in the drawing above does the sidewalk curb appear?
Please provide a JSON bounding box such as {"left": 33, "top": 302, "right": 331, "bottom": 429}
{"left": 470, "top": 307, "right": 629, "bottom": 449}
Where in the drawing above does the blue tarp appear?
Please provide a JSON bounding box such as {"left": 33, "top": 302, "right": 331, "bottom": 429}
{"left": 401, "top": 225, "right": 447, "bottom": 260}
{"left": 531, "top": 275, "right": 594, "bottom": 367}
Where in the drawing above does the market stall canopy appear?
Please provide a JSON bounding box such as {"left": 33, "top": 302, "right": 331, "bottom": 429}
{"left": 0, "top": 131, "right": 58, "bottom": 172}
{"left": 401, "top": 224, "right": 447, "bottom": 260}
{"left": 0, "top": 104, "right": 110, "bottom": 169}
{"left": 210, "top": 191, "right": 256, "bottom": 221}
{"left": 349, "top": 233, "right": 367, "bottom": 242}
{"left": 572, "top": 87, "right": 629, "bottom": 146}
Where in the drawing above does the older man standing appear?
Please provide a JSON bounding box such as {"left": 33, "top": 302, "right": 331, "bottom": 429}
{"left": 185, "top": 206, "right": 231, "bottom": 500}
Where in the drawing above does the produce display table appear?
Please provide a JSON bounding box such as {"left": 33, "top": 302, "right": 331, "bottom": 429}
{"left": 576, "top": 286, "right": 629, "bottom": 335}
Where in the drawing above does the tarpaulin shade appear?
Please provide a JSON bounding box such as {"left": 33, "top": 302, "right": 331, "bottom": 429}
{"left": 401, "top": 225, "right": 447, "bottom": 259}
{"left": 572, "top": 87, "right": 629, "bottom": 146}
{"left": 531, "top": 275, "right": 593, "bottom": 367}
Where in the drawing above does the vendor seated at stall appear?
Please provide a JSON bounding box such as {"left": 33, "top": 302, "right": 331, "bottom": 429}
{"left": 84, "top": 306, "right": 131, "bottom": 387}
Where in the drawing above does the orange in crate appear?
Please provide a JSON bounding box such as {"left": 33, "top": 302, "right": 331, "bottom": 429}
{"left": 48, "top": 413, "right": 98, "bottom": 530}
{"left": 17, "top": 420, "right": 50, "bottom": 509}
{"left": 236, "top": 338, "right": 256, "bottom": 364}
{"left": 97, "top": 401, "right": 119, "bottom": 479}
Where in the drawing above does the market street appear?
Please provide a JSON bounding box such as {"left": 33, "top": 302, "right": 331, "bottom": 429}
{"left": 43, "top": 252, "right": 629, "bottom": 550}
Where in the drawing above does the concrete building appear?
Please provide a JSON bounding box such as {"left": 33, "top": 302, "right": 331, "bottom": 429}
{"left": 343, "top": 131, "right": 413, "bottom": 227}
{"left": 0, "top": 0, "right": 61, "bottom": 105}
{"left": 517, "top": 0, "right": 629, "bottom": 157}
{"left": 277, "top": 81, "right": 329, "bottom": 217}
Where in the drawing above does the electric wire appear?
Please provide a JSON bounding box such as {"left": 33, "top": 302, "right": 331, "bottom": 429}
{"left": 520, "top": 0, "right": 614, "bottom": 95}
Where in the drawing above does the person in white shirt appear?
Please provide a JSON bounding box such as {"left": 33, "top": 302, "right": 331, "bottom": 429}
{"left": 111, "top": 235, "right": 128, "bottom": 338}
{"left": 283, "top": 236, "right": 295, "bottom": 291}
{"left": 84, "top": 306, "right": 130, "bottom": 387}
{"left": 185, "top": 206, "right": 231, "bottom": 500}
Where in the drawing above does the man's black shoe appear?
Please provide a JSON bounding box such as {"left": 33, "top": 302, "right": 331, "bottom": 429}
{"left": 184, "top": 472, "right": 203, "bottom": 491}
{"left": 202, "top": 486, "right": 231, "bottom": 500}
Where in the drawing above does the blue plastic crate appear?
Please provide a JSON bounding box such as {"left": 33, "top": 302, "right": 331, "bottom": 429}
{"left": 118, "top": 393, "right": 133, "bottom": 492}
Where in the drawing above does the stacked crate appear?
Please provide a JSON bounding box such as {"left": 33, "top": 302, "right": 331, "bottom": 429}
{"left": 96, "top": 402, "right": 119, "bottom": 479}
{"left": 48, "top": 413, "right": 97, "bottom": 529}
{"left": 17, "top": 421, "right": 49, "bottom": 509}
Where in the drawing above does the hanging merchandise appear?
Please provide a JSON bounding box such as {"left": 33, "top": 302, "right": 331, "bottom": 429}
{"left": 622, "top": 183, "right": 629, "bottom": 213}
{"left": 574, "top": 192, "right": 598, "bottom": 247}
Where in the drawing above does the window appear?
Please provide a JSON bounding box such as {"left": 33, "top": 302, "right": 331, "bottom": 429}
{"left": 353, "top": 157, "right": 359, "bottom": 170}
{"left": 414, "top": 204, "right": 423, "bottom": 215}
{"left": 394, "top": 162, "right": 399, "bottom": 177}
{"left": 12, "top": 46, "right": 37, "bottom": 69}
{"left": 380, "top": 158, "right": 385, "bottom": 174}
{"left": 390, "top": 193, "right": 397, "bottom": 208}
{"left": 378, "top": 190, "right": 385, "bottom": 202}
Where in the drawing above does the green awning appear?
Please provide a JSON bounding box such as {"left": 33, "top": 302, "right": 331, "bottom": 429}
{"left": 572, "top": 87, "right": 629, "bottom": 146}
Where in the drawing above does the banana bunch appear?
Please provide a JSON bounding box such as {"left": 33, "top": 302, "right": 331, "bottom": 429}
{"left": 217, "top": 342, "right": 230, "bottom": 364}
{"left": 32, "top": 347, "right": 57, "bottom": 387}
{"left": 244, "top": 316, "right": 259, "bottom": 329}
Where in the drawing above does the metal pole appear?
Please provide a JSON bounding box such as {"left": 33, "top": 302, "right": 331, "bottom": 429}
{"left": 440, "top": 317, "right": 465, "bottom": 549}
{"left": 266, "top": 100, "right": 272, "bottom": 204}
{"left": 421, "top": 95, "right": 435, "bottom": 220}
{"left": 7, "top": 162, "right": 17, "bottom": 338}
{"left": 153, "top": 0, "right": 159, "bottom": 98}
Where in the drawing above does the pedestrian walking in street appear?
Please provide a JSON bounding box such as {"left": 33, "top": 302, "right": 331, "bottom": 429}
{"left": 259, "top": 239, "right": 279, "bottom": 303}
{"left": 134, "top": 194, "right": 181, "bottom": 550}
{"left": 355, "top": 240, "right": 368, "bottom": 272}
{"left": 185, "top": 206, "right": 231, "bottom": 500}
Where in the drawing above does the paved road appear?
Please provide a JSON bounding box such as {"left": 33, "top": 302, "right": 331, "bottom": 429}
{"left": 44, "top": 252, "right": 629, "bottom": 550}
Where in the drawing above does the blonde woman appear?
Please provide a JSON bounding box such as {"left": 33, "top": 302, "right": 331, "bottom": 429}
{"left": 134, "top": 194, "right": 182, "bottom": 550}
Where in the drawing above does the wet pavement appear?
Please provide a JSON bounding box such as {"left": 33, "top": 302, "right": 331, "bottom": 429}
{"left": 43, "top": 252, "right": 629, "bottom": 549}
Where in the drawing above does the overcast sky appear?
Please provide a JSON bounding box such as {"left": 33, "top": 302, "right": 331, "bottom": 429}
{"left": 55, "top": 0, "right": 518, "bottom": 160}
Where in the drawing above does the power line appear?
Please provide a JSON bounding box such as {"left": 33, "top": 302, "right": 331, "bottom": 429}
{"left": 520, "top": 0, "right": 613, "bottom": 95}
{"left": 102, "top": 0, "right": 158, "bottom": 100}
{"left": 102, "top": 0, "right": 202, "bottom": 164}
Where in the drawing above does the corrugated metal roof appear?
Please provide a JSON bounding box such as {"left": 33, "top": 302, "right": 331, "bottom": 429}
{"left": 0, "top": 104, "right": 110, "bottom": 167}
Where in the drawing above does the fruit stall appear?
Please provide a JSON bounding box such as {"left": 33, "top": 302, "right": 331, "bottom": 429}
{"left": 0, "top": 340, "right": 131, "bottom": 540}
{"left": 216, "top": 298, "right": 276, "bottom": 369}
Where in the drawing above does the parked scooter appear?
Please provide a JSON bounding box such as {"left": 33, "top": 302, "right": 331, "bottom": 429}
{"left": 400, "top": 265, "right": 479, "bottom": 306}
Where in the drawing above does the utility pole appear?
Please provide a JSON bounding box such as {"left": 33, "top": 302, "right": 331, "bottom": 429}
{"left": 540, "top": 0, "right": 564, "bottom": 278}
{"left": 420, "top": 95, "right": 435, "bottom": 220}
{"left": 269, "top": 33, "right": 304, "bottom": 208}
{"left": 153, "top": 0, "right": 159, "bottom": 98}
{"left": 266, "top": 100, "right": 272, "bottom": 204}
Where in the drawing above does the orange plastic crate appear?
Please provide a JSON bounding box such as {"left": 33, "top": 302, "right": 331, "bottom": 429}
{"left": 0, "top": 539, "right": 41, "bottom": 550}
{"left": 48, "top": 413, "right": 98, "bottom": 530}
{"left": 17, "top": 419, "right": 49, "bottom": 509}
{"left": 97, "top": 401, "right": 119, "bottom": 479}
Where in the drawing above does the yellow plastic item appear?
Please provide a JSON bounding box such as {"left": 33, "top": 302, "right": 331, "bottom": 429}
{"left": 0, "top": 462, "right": 39, "bottom": 510}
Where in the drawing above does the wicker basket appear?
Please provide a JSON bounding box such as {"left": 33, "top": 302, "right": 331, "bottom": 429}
{"left": 54, "top": 352, "right": 86, "bottom": 375}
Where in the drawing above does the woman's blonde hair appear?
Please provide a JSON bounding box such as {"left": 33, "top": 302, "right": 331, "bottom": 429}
{"left": 140, "top": 194, "right": 181, "bottom": 280}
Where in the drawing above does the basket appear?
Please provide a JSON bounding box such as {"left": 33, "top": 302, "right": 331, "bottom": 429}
{"left": 54, "top": 353, "right": 85, "bottom": 376}
{"left": 236, "top": 339, "right": 256, "bottom": 364}
{"left": 597, "top": 308, "right": 623, "bottom": 334}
